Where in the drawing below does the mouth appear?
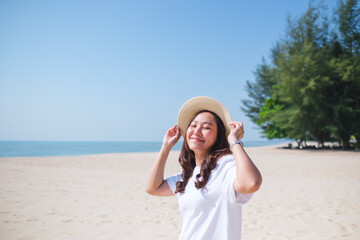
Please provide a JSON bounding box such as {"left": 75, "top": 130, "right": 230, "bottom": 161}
{"left": 190, "top": 137, "right": 205, "bottom": 142}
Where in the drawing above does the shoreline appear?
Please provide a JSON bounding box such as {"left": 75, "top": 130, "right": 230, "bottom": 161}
{"left": 1, "top": 145, "right": 359, "bottom": 240}
{"left": 1, "top": 142, "right": 358, "bottom": 160}
{"left": 0, "top": 140, "right": 289, "bottom": 158}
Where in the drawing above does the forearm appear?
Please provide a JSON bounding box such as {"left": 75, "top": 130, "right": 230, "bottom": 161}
{"left": 146, "top": 145, "right": 171, "bottom": 193}
{"left": 232, "top": 144, "right": 262, "bottom": 194}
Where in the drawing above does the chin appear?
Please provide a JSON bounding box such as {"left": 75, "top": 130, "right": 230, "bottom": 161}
{"left": 189, "top": 144, "right": 207, "bottom": 152}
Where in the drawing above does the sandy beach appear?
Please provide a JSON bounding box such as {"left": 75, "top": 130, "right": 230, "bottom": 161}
{"left": 0, "top": 145, "right": 359, "bottom": 240}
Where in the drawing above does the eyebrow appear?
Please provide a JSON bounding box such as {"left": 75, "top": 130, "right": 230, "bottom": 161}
{"left": 192, "top": 120, "right": 214, "bottom": 125}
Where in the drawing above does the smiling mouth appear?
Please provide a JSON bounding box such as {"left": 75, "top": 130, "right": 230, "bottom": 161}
{"left": 191, "top": 137, "right": 205, "bottom": 142}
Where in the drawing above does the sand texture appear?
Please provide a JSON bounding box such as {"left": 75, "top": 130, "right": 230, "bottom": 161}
{"left": 0, "top": 146, "right": 359, "bottom": 240}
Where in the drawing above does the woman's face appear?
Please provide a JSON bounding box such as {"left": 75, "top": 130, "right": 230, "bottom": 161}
{"left": 186, "top": 112, "right": 218, "bottom": 155}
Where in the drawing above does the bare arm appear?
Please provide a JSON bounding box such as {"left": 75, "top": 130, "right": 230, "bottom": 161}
{"left": 228, "top": 122, "right": 262, "bottom": 194}
{"left": 146, "top": 125, "right": 181, "bottom": 197}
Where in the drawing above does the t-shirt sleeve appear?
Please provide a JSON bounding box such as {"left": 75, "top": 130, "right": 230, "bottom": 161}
{"left": 226, "top": 165, "right": 253, "bottom": 204}
{"left": 166, "top": 172, "right": 182, "bottom": 194}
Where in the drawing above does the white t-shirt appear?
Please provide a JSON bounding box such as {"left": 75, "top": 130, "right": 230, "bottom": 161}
{"left": 167, "top": 154, "right": 253, "bottom": 240}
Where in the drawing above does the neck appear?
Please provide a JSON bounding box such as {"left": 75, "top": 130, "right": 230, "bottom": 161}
{"left": 194, "top": 152, "right": 207, "bottom": 166}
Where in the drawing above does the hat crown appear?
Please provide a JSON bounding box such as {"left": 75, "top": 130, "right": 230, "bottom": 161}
{"left": 177, "top": 96, "right": 232, "bottom": 137}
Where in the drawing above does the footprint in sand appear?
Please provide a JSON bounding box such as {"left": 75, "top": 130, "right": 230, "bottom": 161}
{"left": 27, "top": 219, "right": 40, "bottom": 222}
{"left": 101, "top": 220, "right": 113, "bottom": 223}
{"left": 46, "top": 212, "right": 57, "bottom": 215}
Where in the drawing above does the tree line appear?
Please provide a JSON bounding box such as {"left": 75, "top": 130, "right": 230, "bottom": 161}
{"left": 242, "top": 0, "right": 360, "bottom": 149}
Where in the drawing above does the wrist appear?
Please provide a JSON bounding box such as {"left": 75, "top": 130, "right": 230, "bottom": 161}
{"left": 161, "top": 143, "right": 172, "bottom": 152}
{"left": 228, "top": 137, "right": 237, "bottom": 144}
{"left": 230, "top": 139, "right": 244, "bottom": 151}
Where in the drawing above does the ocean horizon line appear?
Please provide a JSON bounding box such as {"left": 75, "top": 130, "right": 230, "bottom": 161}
{"left": 0, "top": 139, "right": 287, "bottom": 158}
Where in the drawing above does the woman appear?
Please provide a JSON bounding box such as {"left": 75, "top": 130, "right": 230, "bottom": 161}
{"left": 146, "top": 96, "right": 262, "bottom": 240}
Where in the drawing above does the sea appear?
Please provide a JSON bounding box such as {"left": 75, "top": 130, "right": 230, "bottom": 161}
{"left": 0, "top": 140, "right": 287, "bottom": 158}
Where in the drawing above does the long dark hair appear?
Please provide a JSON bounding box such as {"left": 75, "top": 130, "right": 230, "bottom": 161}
{"left": 175, "top": 110, "right": 231, "bottom": 193}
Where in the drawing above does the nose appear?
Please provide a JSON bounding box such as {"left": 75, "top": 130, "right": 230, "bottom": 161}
{"left": 194, "top": 126, "right": 202, "bottom": 136}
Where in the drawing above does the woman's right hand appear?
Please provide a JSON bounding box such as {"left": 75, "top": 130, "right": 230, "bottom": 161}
{"left": 147, "top": 125, "right": 180, "bottom": 197}
{"left": 163, "top": 125, "right": 181, "bottom": 150}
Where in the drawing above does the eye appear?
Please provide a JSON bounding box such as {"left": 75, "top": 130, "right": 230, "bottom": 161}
{"left": 203, "top": 124, "right": 212, "bottom": 130}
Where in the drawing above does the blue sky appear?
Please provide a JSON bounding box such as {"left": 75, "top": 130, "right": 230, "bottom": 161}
{"left": 0, "top": 0, "right": 339, "bottom": 142}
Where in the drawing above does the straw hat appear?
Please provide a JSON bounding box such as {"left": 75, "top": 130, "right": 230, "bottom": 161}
{"left": 177, "top": 96, "right": 232, "bottom": 137}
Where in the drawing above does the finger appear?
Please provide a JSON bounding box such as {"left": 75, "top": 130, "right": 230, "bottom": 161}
{"left": 229, "top": 121, "right": 237, "bottom": 129}
{"left": 173, "top": 125, "right": 180, "bottom": 133}
{"left": 168, "top": 126, "right": 177, "bottom": 135}
{"left": 234, "top": 122, "right": 244, "bottom": 131}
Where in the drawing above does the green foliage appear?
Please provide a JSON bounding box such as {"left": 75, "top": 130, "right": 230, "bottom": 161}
{"left": 242, "top": 0, "right": 360, "bottom": 149}
{"left": 256, "top": 97, "right": 286, "bottom": 139}
{"left": 241, "top": 58, "right": 278, "bottom": 124}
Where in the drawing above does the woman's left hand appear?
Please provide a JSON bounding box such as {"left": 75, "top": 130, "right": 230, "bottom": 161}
{"left": 229, "top": 121, "right": 262, "bottom": 194}
{"left": 228, "top": 121, "right": 245, "bottom": 143}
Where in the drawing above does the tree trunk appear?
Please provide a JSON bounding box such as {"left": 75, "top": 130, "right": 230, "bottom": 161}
{"left": 342, "top": 138, "right": 350, "bottom": 149}
{"left": 296, "top": 140, "right": 302, "bottom": 149}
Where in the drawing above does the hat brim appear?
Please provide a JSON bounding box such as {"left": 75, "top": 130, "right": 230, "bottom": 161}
{"left": 177, "top": 96, "right": 232, "bottom": 137}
